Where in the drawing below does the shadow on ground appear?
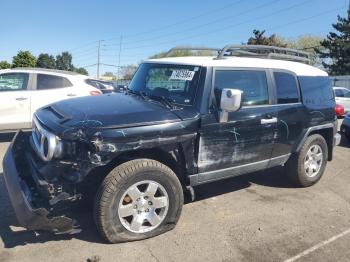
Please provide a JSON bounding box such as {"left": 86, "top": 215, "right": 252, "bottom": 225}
{"left": 338, "top": 133, "right": 350, "bottom": 148}
{"left": 0, "top": 165, "right": 292, "bottom": 248}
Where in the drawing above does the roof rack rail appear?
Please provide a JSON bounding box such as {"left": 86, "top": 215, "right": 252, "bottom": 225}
{"left": 217, "top": 45, "right": 311, "bottom": 64}
{"left": 165, "top": 46, "right": 221, "bottom": 57}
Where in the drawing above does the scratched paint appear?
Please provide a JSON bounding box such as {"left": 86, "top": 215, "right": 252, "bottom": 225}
{"left": 280, "top": 120, "right": 290, "bottom": 139}
{"left": 230, "top": 128, "right": 240, "bottom": 142}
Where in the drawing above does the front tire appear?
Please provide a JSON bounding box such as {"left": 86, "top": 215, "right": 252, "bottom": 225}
{"left": 286, "top": 134, "right": 328, "bottom": 187}
{"left": 93, "top": 159, "right": 183, "bottom": 243}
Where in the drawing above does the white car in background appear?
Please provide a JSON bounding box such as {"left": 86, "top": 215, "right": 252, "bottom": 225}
{"left": 333, "top": 86, "right": 350, "bottom": 114}
{"left": 0, "top": 68, "right": 102, "bottom": 132}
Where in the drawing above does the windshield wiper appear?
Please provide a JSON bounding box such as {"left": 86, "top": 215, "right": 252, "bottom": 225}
{"left": 148, "top": 95, "right": 175, "bottom": 109}
{"left": 128, "top": 89, "right": 147, "bottom": 100}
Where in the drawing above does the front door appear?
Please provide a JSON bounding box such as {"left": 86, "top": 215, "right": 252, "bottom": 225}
{"left": 0, "top": 72, "right": 31, "bottom": 131}
{"left": 197, "top": 68, "right": 277, "bottom": 183}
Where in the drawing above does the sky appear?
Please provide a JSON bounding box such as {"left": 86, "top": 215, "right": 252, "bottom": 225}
{"left": 0, "top": 0, "right": 348, "bottom": 77}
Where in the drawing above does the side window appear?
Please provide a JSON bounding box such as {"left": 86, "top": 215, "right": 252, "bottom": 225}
{"left": 343, "top": 89, "right": 350, "bottom": 98}
{"left": 274, "top": 72, "right": 299, "bottom": 104}
{"left": 0, "top": 73, "right": 29, "bottom": 91}
{"left": 37, "top": 74, "right": 73, "bottom": 90}
{"left": 334, "top": 89, "right": 344, "bottom": 97}
{"left": 214, "top": 70, "right": 269, "bottom": 106}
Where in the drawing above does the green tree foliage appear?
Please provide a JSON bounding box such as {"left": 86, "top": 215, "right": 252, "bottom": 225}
{"left": 247, "top": 30, "right": 287, "bottom": 47}
{"left": 56, "top": 51, "right": 74, "bottom": 71}
{"left": 150, "top": 47, "right": 216, "bottom": 59}
{"left": 317, "top": 10, "right": 350, "bottom": 75}
{"left": 36, "top": 53, "right": 56, "bottom": 69}
{"left": 120, "top": 65, "right": 138, "bottom": 80}
{"left": 284, "top": 35, "right": 324, "bottom": 67}
{"left": 12, "top": 50, "right": 36, "bottom": 68}
{"left": 0, "top": 60, "right": 11, "bottom": 69}
{"left": 74, "top": 67, "right": 89, "bottom": 75}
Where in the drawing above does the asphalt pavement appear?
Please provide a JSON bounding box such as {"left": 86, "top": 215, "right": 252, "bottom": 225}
{"left": 0, "top": 127, "right": 349, "bottom": 262}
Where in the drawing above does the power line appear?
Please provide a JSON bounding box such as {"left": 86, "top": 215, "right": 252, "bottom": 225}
{"left": 122, "top": 0, "right": 318, "bottom": 51}
{"left": 104, "top": 0, "right": 282, "bottom": 47}
{"left": 105, "top": 0, "right": 246, "bottom": 41}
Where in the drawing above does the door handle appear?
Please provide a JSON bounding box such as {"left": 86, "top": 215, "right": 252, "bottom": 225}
{"left": 67, "top": 93, "right": 77, "bottom": 97}
{"left": 15, "top": 97, "right": 28, "bottom": 101}
{"left": 261, "top": 117, "right": 277, "bottom": 124}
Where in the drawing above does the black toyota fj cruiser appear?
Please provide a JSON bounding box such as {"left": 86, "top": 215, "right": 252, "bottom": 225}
{"left": 3, "top": 45, "right": 340, "bottom": 243}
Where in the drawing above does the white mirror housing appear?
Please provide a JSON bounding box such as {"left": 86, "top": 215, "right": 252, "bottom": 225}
{"left": 219, "top": 88, "right": 243, "bottom": 122}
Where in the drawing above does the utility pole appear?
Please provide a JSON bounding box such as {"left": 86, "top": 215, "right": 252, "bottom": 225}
{"left": 117, "top": 34, "right": 123, "bottom": 81}
{"left": 97, "top": 40, "right": 101, "bottom": 79}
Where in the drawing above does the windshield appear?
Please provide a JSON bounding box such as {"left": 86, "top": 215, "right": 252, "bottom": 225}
{"left": 128, "top": 63, "right": 201, "bottom": 105}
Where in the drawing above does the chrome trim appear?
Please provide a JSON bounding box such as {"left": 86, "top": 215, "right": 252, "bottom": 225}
{"left": 32, "top": 116, "right": 62, "bottom": 161}
{"left": 190, "top": 154, "right": 291, "bottom": 186}
{"left": 261, "top": 117, "right": 277, "bottom": 124}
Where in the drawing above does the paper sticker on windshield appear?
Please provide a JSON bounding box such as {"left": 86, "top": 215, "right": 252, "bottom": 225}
{"left": 170, "top": 70, "right": 195, "bottom": 81}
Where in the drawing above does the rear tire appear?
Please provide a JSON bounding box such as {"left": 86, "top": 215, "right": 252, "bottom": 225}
{"left": 286, "top": 134, "right": 328, "bottom": 187}
{"left": 93, "top": 159, "right": 183, "bottom": 243}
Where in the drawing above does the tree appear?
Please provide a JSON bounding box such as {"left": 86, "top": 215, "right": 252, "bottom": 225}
{"left": 120, "top": 65, "right": 138, "bottom": 80}
{"left": 103, "top": 72, "right": 115, "bottom": 77}
{"left": 74, "top": 67, "right": 89, "bottom": 75}
{"left": 150, "top": 48, "right": 215, "bottom": 59}
{"left": 12, "top": 50, "right": 36, "bottom": 68}
{"left": 284, "top": 35, "right": 325, "bottom": 67}
{"left": 247, "top": 30, "right": 287, "bottom": 47}
{"left": 56, "top": 51, "right": 74, "bottom": 71}
{"left": 316, "top": 9, "right": 350, "bottom": 75}
{"left": 36, "top": 53, "right": 56, "bottom": 69}
{"left": 0, "top": 60, "right": 11, "bottom": 69}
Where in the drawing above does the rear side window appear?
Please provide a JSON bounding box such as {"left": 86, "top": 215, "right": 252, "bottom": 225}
{"left": 0, "top": 73, "right": 29, "bottom": 91}
{"left": 298, "top": 76, "right": 334, "bottom": 105}
{"left": 214, "top": 70, "right": 269, "bottom": 106}
{"left": 334, "top": 89, "right": 344, "bottom": 97}
{"left": 274, "top": 72, "right": 299, "bottom": 104}
{"left": 37, "top": 74, "right": 73, "bottom": 90}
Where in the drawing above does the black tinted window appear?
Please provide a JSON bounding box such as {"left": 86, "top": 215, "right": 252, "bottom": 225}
{"left": 214, "top": 70, "right": 269, "bottom": 106}
{"left": 0, "top": 73, "right": 29, "bottom": 91}
{"left": 37, "top": 74, "right": 72, "bottom": 90}
{"left": 334, "top": 89, "right": 344, "bottom": 97}
{"left": 274, "top": 72, "right": 299, "bottom": 104}
{"left": 299, "top": 76, "right": 334, "bottom": 105}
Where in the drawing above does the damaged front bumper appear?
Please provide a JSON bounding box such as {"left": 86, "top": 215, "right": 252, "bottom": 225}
{"left": 2, "top": 131, "right": 79, "bottom": 234}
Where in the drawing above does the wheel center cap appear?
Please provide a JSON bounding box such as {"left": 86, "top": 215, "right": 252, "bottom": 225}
{"left": 137, "top": 199, "right": 149, "bottom": 211}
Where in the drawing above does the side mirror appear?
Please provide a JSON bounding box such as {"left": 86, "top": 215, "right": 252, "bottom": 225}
{"left": 219, "top": 88, "right": 243, "bottom": 123}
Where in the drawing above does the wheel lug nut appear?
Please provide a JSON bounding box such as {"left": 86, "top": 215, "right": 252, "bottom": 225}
{"left": 144, "top": 196, "right": 148, "bottom": 200}
{"left": 148, "top": 201, "right": 152, "bottom": 205}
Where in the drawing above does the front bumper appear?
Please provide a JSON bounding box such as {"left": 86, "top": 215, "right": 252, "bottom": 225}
{"left": 2, "top": 131, "right": 78, "bottom": 234}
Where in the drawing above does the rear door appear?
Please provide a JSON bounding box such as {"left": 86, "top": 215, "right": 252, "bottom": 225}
{"left": 0, "top": 72, "right": 32, "bottom": 131}
{"left": 30, "top": 73, "right": 76, "bottom": 119}
{"left": 197, "top": 68, "right": 278, "bottom": 182}
{"left": 270, "top": 70, "right": 305, "bottom": 159}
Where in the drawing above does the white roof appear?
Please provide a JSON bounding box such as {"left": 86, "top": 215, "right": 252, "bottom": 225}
{"left": 0, "top": 68, "right": 87, "bottom": 79}
{"left": 146, "top": 56, "right": 328, "bottom": 77}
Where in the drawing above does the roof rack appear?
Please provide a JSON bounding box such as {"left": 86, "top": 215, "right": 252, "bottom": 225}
{"left": 217, "top": 45, "right": 311, "bottom": 64}
{"left": 163, "top": 45, "right": 311, "bottom": 64}
{"left": 165, "top": 46, "right": 221, "bottom": 57}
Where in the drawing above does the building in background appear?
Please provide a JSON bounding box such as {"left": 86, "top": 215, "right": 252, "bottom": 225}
{"left": 331, "top": 76, "right": 350, "bottom": 89}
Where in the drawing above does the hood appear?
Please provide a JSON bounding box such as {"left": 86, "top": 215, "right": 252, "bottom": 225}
{"left": 36, "top": 93, "right": 188, "bottom": 133}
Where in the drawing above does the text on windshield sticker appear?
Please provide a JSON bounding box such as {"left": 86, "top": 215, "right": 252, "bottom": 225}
{"left": 170, "top": 70, "right": 195, "bottom": 81}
